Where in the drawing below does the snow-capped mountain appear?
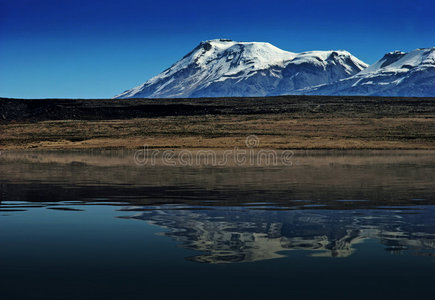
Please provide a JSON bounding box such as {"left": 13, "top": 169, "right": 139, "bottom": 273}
{"left": 306, "top": 48, "right": 435, "bottom": 97}
{"left": 115, "top": 39, "right": 368, "bottom": 98}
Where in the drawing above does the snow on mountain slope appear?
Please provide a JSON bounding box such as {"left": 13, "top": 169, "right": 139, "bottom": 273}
{"left": 115, "top": 39, "right": 368, "bottom": 98}
{"left": 307, "top": 48, "right": 435, "bottom": 97}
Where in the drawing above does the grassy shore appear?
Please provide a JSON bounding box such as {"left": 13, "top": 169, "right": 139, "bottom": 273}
{"left": 0, "top": 96, "right": 434, "bottom": 150}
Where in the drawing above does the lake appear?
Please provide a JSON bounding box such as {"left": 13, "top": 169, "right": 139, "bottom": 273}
{"left": 0, "top": 150, "right": 434, "bottom": 299}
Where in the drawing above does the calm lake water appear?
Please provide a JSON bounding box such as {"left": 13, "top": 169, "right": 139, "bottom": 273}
{"left": 0, "top": 150, "right": 434, "bottom": 299}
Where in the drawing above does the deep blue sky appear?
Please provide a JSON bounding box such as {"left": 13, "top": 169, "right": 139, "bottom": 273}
{"left": 1, "top": 0, "right": 434, "bottom": 98}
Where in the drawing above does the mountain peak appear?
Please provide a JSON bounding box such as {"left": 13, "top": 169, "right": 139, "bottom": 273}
{"left": 387, "top": 50, "right": 406, "bottom": 55}
{"left": 307, "top": 47, "right": 435, "bottom": 97}
{"left": 203, "top": 38, "right": 234, "bottom": 43}
{"left": 115, "top": 40, "right": 368, "bottom": 99}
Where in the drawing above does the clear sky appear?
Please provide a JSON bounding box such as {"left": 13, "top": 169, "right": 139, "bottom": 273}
{"left": 0, "top": 0, "right": 434, "bottom": 98}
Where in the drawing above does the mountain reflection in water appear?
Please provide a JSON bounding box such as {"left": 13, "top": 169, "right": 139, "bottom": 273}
{"left": 122, "top": 205, "right": 435, "bottom": 263}
{"left": 1, "top": 150, "right": 435, "bottom": 299}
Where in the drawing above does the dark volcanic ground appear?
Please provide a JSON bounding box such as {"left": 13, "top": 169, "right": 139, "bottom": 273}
{"left": 1, "top": 95, "right": 434, "bottom": 122}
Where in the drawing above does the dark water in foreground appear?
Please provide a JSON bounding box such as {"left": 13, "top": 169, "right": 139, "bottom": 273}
{"left": 0, "top": 151, "right": 434, "bottom": 299}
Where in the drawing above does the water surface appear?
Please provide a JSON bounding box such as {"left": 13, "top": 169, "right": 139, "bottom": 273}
{"left": 0, "top": 150, "right": 434, "bottom": 299}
